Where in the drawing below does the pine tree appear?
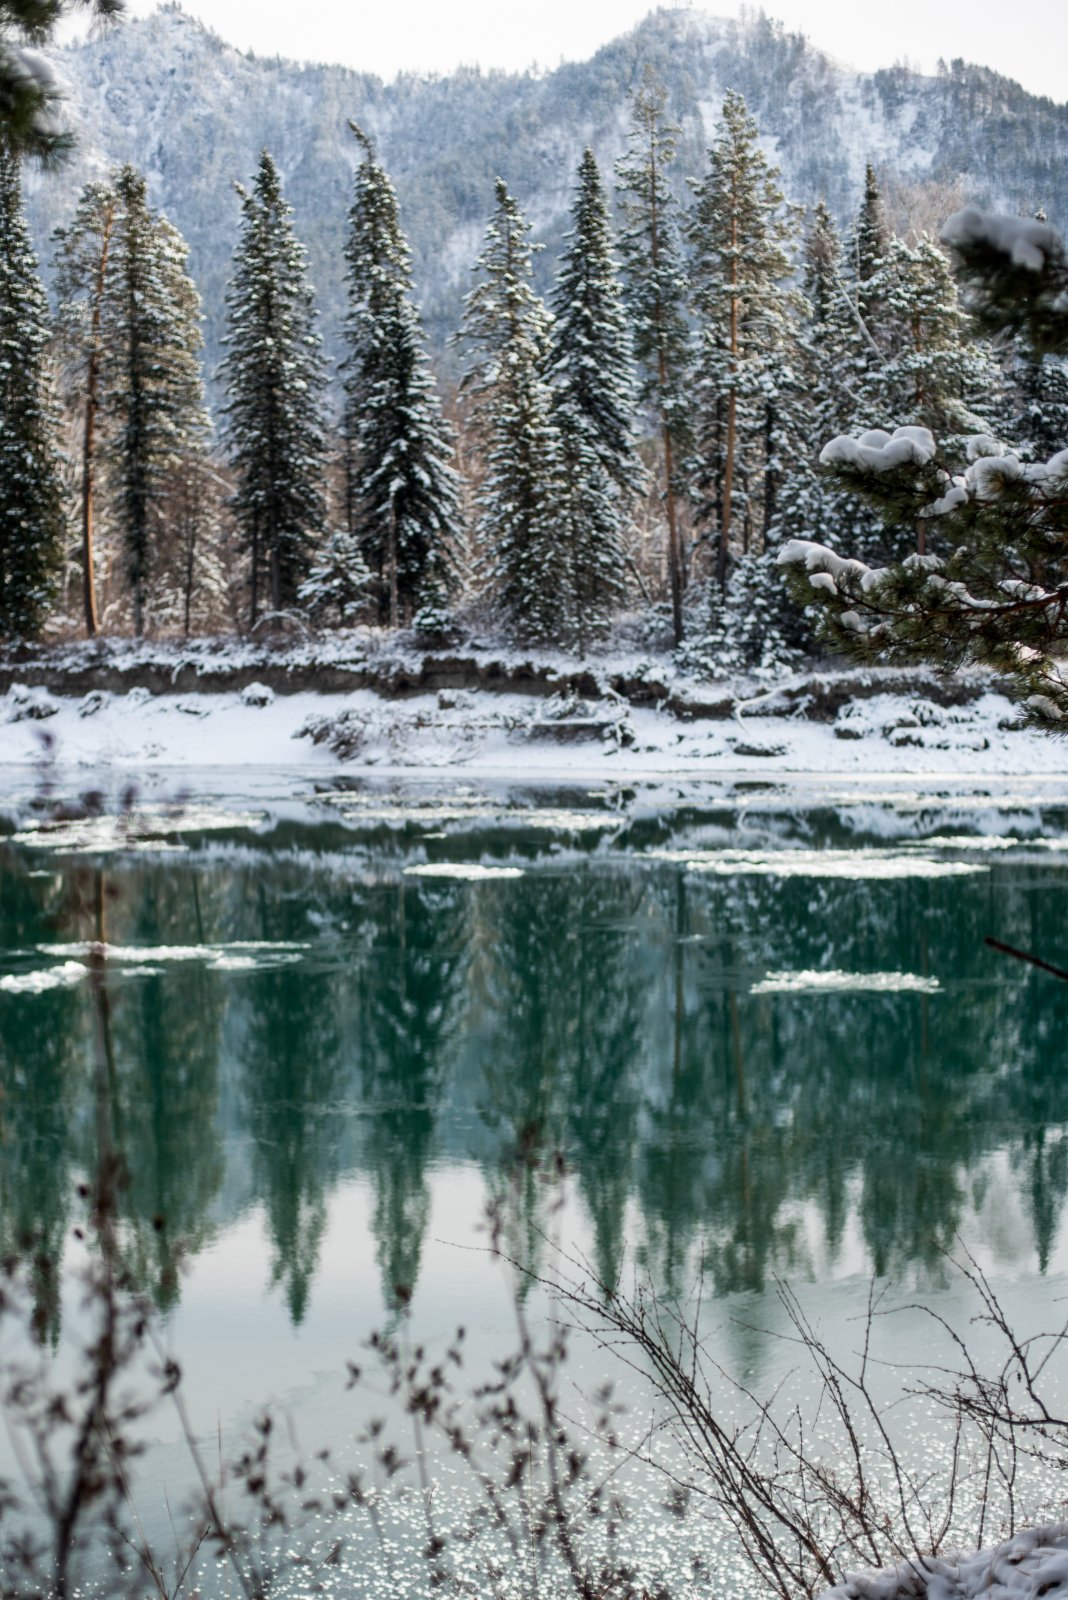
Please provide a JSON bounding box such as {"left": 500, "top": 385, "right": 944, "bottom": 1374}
{"left": 615, "top": 70, "right": 691, "bottom": 646}
{"left": 778, "top": 209, "right": 1068, "bottom": 725}
{"left": 341, "top": 126, "right": 461, "bottom": 628}
{"left": 459, "top": 178, "right": 565, "bottom": 645}
{"left": 53, "top": 180, "right": 118, "bottom": 635}
{"left": 548, "top": 149, "right": 641, "bottom": 649}
{"left": 0, "top": 141, "right": 65, "bottom": 639}
{"left": 0, "top": 0, "right": 122, "bottom": 165}
{"left": 221, "top": 150, "right": 327, "bottom": 627}
{"left": 107, "top": 168, "right": 207, "bottom": 635}
{"left": 687, "top": 90, "right": 802, "bottom": 591}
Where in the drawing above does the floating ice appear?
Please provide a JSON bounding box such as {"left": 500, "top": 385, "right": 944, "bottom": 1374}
{"left": 752, "top": 969, "right": 940, "bottom": 995}
{"left": 38, "top": 940, "right": 308, "bottom": 969}
{"left": 0, "top": 961, "right": 87, "bottom": 996}
{"left": 402, "top": 864, "right": 526, "bottom": 880}
{"left": 647, "top": 848, "right": 986, "bottom": 880}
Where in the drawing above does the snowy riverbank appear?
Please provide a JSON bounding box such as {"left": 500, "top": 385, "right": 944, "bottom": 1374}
{"left": 1, "top": 672, "right": 1065, "bottom": 786}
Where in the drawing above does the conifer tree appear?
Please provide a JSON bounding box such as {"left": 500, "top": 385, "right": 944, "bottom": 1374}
{"left": 1012, "top": 351, "right": 1068, "bottom": 462}
{"left": 341, "top": 125, "right": 461, "bottom": 628}
{"left": 771, "top": 201, "right": 876, "bottom": 559}
{"left": 104, "top": 168, "right": 208, "bottom": 635}
{"left": 687, "top": 90, "right": 802, "bottom": 592}
{"left": 866, "top": 235, "right": 1005, "bottom": 448}
{"left": 549, "top": 148, "right": 641, "bottom": 648}
{"left": 221, "top": 150, "right": 327, "bottom": 626}
{"left": 778, "top": 209, "right": 1068, "bottom": 724}
{"left": 0, "top": 0, "right": 121, "bottom": 164}
{"left": 0, "top": 141, "right": 65, "bottom": 638}
{"left": 615, "top": 70, "right": 691, "bottom": 646}
{"left": 297, "top": 526, "right": 373, "bottom": 627}
{"left": 53, "top": 180, "right": 118, "bottom": 635}
{"left": 852, "top": 163, "right": 891, "bottom": 306}
{"left": 459, "top": 178, "right": 565, "bottom": 645}
{"left": 55, "top": 171, "right": 208, "bottom": 636}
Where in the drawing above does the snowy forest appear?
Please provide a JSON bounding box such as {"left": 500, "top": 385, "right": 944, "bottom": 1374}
{"left": 3, "top": 34, "right": 1068, "bottom": 680}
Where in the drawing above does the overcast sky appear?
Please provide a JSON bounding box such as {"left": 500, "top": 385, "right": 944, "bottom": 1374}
{"left": 111, "top": 0, "right": 1065, "bottom": 102}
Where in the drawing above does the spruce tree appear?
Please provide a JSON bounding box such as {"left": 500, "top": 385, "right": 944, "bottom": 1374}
{"left": 341, "top": 126, "right": 461, "bottom": 628}
{"left": 549, "top": 148, "right": 641, "bottom": 649}
{"left": 615, "top": 70, "right": 691, "bottom": 646}
{"left": 0, "top": 141, "right": 65, "bottom": 639}
{"left": 55, "top": 171, "right": 208, "bottom": 636}
{"left": 687, "top": 90, "right": 802, "bottom": 592}
{"left": 53, "top": 180, "right": 118, "bottom": 635}
{"left": 104, "top": 168, "right": 208, "bottom": 635}
{"left": 297, "top": 526, "right": 373, "bottom": 627}
{"left": 866, "top": 235, "right": 1005, "bottom": 448}
{"left": 771, "top": 201, "right": 878, "bottom": 561}
{"left": 459, "top": 178, "right": 565, "bottom": 645}
{"left": 852, "top": 163, "right": 891, "bottom": 305}
{"left": 221, "top": 150, "right": 327, "bottom": 626}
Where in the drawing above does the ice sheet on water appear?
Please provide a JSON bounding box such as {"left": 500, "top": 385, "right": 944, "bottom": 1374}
{"left": 11, "top": 804, "right": 266, "bottom": 854}
{"left": 402, "top": 863, "right": 525, "bottom": 881}
{"left": 751, "top": 969, "right": 940, "bottom": 995}
{"left": 0, "top": 960, "right": 87, "bottom": 996}
{"left": 38, "top": 941, "right": 308, "bottom": 970}
{"left": 646, "top": 848, "right": 987, "bottom": 880}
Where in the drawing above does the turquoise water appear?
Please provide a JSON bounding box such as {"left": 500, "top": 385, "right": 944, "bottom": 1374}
{"left": 3, "top": 776, "right": 1068, "bottom": 1591}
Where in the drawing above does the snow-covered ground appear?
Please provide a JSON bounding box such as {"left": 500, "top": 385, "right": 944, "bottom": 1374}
{"left": 1, "top": 677, "right": 1065, "bottom": 788}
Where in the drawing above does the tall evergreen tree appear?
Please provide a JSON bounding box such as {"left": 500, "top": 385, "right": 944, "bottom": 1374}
{"left": 548, "top": 149, "right": 641, "bottom": 649}
{"left": 0, "top": 141, "right": 65, "bottom": 639}
{"left": 772, "top": 201, "right": 872, "bottom": 557}
{"left": 53, "top": 180, "right": 118, "bottom": 636}
{"left": 104, "top": 167, "right": 208, "bottom": 635}
{"left": 687, "top": 90, "right": 802, "bottom": 591}
{"left": 341, "top": 126, "right": 461, "bottom": 628}
{"left": 459, "top": 178, "right": 565, "bottom": 645}
{"left": 615, "top": 70, "right": 691, "bottom": 646}
{"left": 221, "top": 150, "right": 327, "bottom": 626}
{"left": 866, "top": 235, "right": 1005, "bottom": 450}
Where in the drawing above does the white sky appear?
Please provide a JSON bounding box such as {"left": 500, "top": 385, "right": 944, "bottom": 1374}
{"left": 109, "top": 0, "right": 1066, "bottom": 103}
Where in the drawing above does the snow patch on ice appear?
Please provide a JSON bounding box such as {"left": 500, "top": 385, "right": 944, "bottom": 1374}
{"left": 752, "top": 969, "right": 940, "bottom": 994}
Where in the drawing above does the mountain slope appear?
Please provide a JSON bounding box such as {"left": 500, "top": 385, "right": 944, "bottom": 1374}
{"left": 24, "top": 3, "right": 1068, "bottom": 391}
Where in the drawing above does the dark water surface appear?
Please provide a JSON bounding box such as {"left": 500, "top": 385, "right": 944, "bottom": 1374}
{"left": 3, "top": 775, "right": 1068, "bottom": 1587}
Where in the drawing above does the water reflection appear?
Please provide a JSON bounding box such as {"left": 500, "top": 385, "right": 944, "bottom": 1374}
{"left": 3, "top": 795, "right": 1068, "bottom": 1338}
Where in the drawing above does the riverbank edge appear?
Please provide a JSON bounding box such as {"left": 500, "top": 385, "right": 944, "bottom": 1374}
{"left": 0, "top": 634, "right": 999, "bottom": 724}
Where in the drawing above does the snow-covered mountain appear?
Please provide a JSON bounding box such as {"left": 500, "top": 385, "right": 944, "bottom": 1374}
{"left": 24, "top": 3, "right": 1068, "bottom": 386}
